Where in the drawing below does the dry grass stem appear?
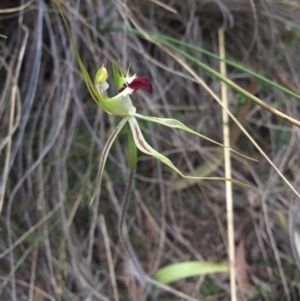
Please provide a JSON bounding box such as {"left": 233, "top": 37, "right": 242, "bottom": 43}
{"left": 99, "top": 215, "right": 120, "bottom": 301}
{"left": 218, "top": 28, "right": 236, "bottom": 301}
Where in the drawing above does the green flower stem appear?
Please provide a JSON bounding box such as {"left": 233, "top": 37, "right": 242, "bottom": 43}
{"left": 127, "top": 122, "right": 137, "bottom": 173}
{"left": 118, "top": 124, "right": 137, "bottom": 238}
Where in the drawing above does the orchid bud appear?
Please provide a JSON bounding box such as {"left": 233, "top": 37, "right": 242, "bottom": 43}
{"left": 95, "top": 66, "right": 109, "bottom": 91}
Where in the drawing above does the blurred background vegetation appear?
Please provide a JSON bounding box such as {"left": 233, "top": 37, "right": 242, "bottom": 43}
{"left": 1, "top": 0, "right": 300, "bottom": 300}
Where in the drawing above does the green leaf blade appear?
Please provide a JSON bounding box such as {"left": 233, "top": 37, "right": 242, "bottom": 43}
{"left": 153, "top": 261, "right": 229, "bottom": 285}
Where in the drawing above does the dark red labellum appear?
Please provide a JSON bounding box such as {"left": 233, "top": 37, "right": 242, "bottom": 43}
{"left": 128, "top": 77, "right": 153, "bottom": 94}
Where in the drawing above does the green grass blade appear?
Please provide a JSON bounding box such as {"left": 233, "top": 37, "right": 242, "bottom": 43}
{"left": 123, "top": 29, "right": 300, "bottom": 127}
{"left": 153, "top": 261, "right": 229, "bottom": 284}
{"left": 159, "top": 40, "right": 300, "bottom": 127}
{"left": 127, "top": 29, "right": 300, "bottom": 101}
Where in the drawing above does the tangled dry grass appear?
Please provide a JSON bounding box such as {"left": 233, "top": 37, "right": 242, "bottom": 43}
{"left": 1, "top": 0, "right": 300, "bottom": 300}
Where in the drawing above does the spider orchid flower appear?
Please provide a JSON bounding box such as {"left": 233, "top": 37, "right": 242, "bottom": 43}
{"left": 54, "top": 0, "right": 249, "bottom": 206}
{"left": 90, "top": 63, "right": 250, "bottom": 204}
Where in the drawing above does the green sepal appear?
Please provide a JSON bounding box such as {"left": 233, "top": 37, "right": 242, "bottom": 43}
{"left": 128, "top": 116, "right": 248, "bottom": 188}
{"left": 90, "top": 118, "right": 128, "bottom": 205}
{"left": 113, "top": 62, "right": 127, "bottom": 91}
{"left": 135, "top": 113, "right": 256, "bottom": 162}
{"left": 54, "top": 0, "right": 136, "bottom": 117}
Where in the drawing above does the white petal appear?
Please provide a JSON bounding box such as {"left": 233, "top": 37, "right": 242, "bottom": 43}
{"left": 127, "top": 74, "right": 136, "bottom": 84}
{"left": 100, "top": 81, "right": 109, "bottom": 91}
{"left": 117, "top": 86, "right": 135, "bottom": 97}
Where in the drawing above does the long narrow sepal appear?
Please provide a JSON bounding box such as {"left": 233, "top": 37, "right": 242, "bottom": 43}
{"left": 134, "top": 113, "right": 256, "bottom": 161}
{"left": 128, "top": 117, "right": 247, "bottom": 187}
{"left": 53, "top": 0, "right": 99, "bottom": 103}
{"left": 90, "top": 118, "right": 128, "bottom": 206}
{"left": 54, "top": 1, "right": 136, "bottom": 117}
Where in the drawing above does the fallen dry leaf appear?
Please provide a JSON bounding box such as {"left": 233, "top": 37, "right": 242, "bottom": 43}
{"left": 236, "top": 238, "right": 250, "bottom": 289}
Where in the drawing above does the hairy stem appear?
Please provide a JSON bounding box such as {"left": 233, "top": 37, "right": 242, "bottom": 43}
{"left": 117, "top": 123, "right": 147, "bottom": 286}
{"left": 118, "top": 124, "right": 137, "bottom": 239}
{"left": 118, "top": 169, "right": 135, "bottom": 238}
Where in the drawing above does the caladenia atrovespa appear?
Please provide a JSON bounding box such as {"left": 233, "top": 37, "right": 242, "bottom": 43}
{"left": 54, "top": 0, "right": 251, "bottom": 237}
